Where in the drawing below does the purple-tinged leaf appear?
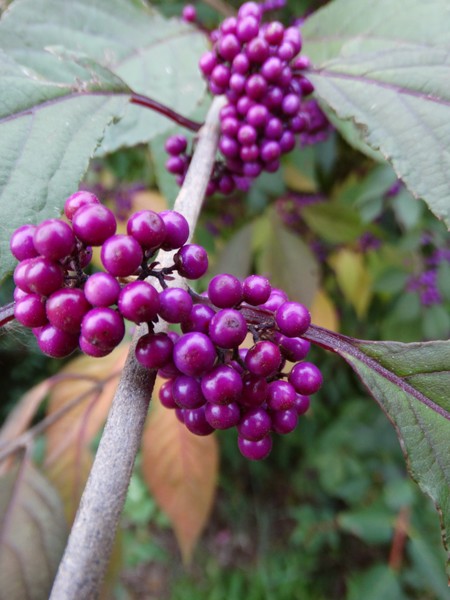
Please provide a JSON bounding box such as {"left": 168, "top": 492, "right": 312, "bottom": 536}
{"left": 304, "top": 325, "right": 450, "bottom": 578}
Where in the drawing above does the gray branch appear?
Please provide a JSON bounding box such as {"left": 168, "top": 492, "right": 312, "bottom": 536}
{"left": 49, "top": 96, "right": 224, "bottom": 600}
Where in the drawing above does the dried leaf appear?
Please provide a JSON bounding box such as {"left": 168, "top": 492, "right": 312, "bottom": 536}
{"left": 44, "top": 345, "right": 128, "bottom": 521}
{"left": 0, "top": 458, "right": 68, "bottom": 600}
{"left": 142, "top": 390, "right": 218, "bottom": 564}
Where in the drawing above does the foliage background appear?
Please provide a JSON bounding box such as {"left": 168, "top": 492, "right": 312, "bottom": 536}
{"left": 0, "top": 0, "right": 449, "bottom": 598}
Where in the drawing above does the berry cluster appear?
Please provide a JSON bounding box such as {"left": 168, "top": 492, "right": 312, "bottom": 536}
{"left": 11, "top": 191, "right": 207, "bottom": 359}
{"left": 166, "top": 1, "right": 318, "bottom": 195}
{"left": 10, "top": 193, "right": 322, "bottom": 460}
{"left": 147, "top": 273, "right": 322, "bottom": 460}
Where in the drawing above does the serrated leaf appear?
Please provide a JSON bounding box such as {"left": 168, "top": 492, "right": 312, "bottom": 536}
{"left": 255, "top": 208, "right": 320, "bottom": 306}
{"left": 305, "top": 326, "right": 450, "bottom": 577}
{"left": 0, "top": 0, "right": 208, "bottom": 280}
{"left": 0, "top": 459, "right": 68, "bottom": 600}
{"left": 44, "top": 346, "right": 127, "bottom": 521}
{"left": 142, "top": 392, "right": 218, "bottom": 564}
{"left": 303, "top": 0, "right": 450, "bottom": 226}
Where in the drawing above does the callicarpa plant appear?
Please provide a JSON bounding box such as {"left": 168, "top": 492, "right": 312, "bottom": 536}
{"left": 0, "top": 0, "right": 449, "bottom": 598}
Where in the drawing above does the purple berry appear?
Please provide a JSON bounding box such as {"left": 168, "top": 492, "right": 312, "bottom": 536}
{"left": 221, "top": 117, "right": 240, "bottom": 137}
{"left": 211, "top": 64, "right": 231, "bottom": 88}
{"left": 273, "top": 332, "right": 310, "bottom": 362}
{"left": 81, "top": 307, "right": 125, "bottom": 351}
{"left": 127, "top": 210, "right": 167, "bottom": 250}
{"left": 247, "top": 104, "right": 269, "bottom": 128}
{"left": 84, "top": 272, "right": 121, "bottom": 307}
{"left": 271, "top": 408, "right": 298, "bottom": 434}
{"left": 79, "top": 336, "right": 113, "bottom": 357}
{"left": 209, "top": 308, "right": 247, "bottom": 349}
{"left": 244, "top": 341, "right": 281, "bottom": 377}
{"left": 64, "top": 191, "right": 100, "bottom": 221}
{"left": 118, "top": 281, "right": 160, "bottom": 324}
{"left": 288, "top": 362, "right": 323, "bottom": 395}
{"left": 184, "top": 407, "right": 215, "bottom": 436}
{"left": 13, "top": 259, "right": 34, "bottom": 293}
{"left": 14, "top": 294, "right": 48, "bottom": 328}
{"left": 219, "top": 135, "right": 240, "bottom": 158}
{"left": 72, "top": 204, "right": 117, "bottom": 246}
{"left": 199, "top": 51, "right": 217, "bottom": 76}
{"left": 159, "top": 380, "right": 177, "bottom": 409}
{"left": 232, "top": 53, "right": 250, "bottom": 74}
{"left": 165, "top": 156, "right": 187, "bottom": 175}
{"left": 182, "top": 4, "right": 196, "bottom": 22}
{"left": 236, "top": 15, "right": 259, "bottom": 42}
{"left": 181, "top": 303, "right": 215, "bottom": 334}
{"left": 237, "top": 124, "right": 257, "bottom": 146}
{"left": 35, "top": 324, "right": 79, "bottom": 358}
{"left": 261, "top": 57, "right": 283, "bottom": 82}
{"left": 242, "top": 275, "right": 271, "bottom": 305}
{"left": 265, "top": 118, "right": 283, "bottom": 140}
{"left": 282, "top": 93, "right": 301, "bottom": 116}
{"left": 101, "top": 234, "right": 143, "bottom": 277}
{"left": 245, "top": 74, "right": 268, "bottom": 100}
{"left": 275, "top": 301, "right": 311, "bottom": 337}
{"left": 279, "top": 130, "right": 296, "bottom": 153}
{"left": 238, "top": 435, "right": 272, "bottom": 460}
{"left": 260, "top": 140, "right": 281, "bottom": 163}
{"left": 201, "top": 364, "right": 243, "bottom": 404}
{"left": 174, "top": 244, "right": 208, "bottom": 279}
{"left": 10, "top": 225, "right": 38, "bottom": 261}
{"left": 266, "top": 380, "right": 296, "bottom": 411}
{"left": 294, "top": 394, "right": 310, "bottom": 415}
{"left": 164, "top": 135, "right": 188, "bottom": 155}
{"left": 25, "top": 257, "right": 64, "bottom": 297}
{"left": 33, "top": 219, "right": 75, "bottom": 261}
{"left": 220, "top": 16, "right": 238, "bottom": 34}
{"left": 159, "top": 211, "right": 190, "bottom": 250}
{"left": 246, "top": 37, "right": 269, "bottom": 63}
{"left": 159, "top": 287, "right": 193, "bottom": 324}
{"left": 238, "top": 407, "right": 271, "bottom": 441}
{"left": 173, "top": 332, "right": 216, "bottom": 377}
{"left": 135, "top": 332, "right": 174, "bottom": 369}
{"left": 46, "top": 288, "right": 91, "bottom": 333}
{"left": 205, "top": 403, "right": 241, "bottom": 429}
{"left": 264, "top": 21, "right": 284, "bottom": 45}
{"left": 172, "top": 375, "right": 205, "bottom": 409}
{"left": 240, "top": 374, "right": 268, "bottom": 407}
{"left": 208, "top": 273, "right": 243, "bottom": 307}
{"left": 238, "top": 2, "right": 262, "bottom": 20}
{"left": 218, "top": 34, "right": 241, "bottom": 61}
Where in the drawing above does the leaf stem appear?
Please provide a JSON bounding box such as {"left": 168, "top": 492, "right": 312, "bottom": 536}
{"left": 49, "top": 96, "right": 224, "bottom": 600}
{"left": 130, "top": 92, "right": 203, "bottom": 132}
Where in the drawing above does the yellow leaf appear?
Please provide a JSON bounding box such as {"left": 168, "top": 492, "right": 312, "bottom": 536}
{"left": 329, "top": 249, "right": 372, "bottom": 318}
{"left": 142, "top": 390, "right": 218, "bottom": 564}
{"left": 310, "top": 289, "right": 340, "bottom": 331}
{"left": 283, "top": 163, "right": 317, "bottom": 193}
{"left": 44, "top": 345, "right": 128, "bottom": 521}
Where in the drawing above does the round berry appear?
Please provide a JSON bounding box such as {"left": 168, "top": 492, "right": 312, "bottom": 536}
{"left": 294, "top": 394, "right": 310, "bottom": 415}
{"left": 127, "top": 210, "right": 166, "bottom": 249}
{"left": 271, "top": 408, "right": 298, "bottom": 434}
{"left": 101, "top": 234, "right": 143, "bottom": 277}
{"left": 159, "top": 211, "right": 190, "bottom": 250}
{"left": 209, "top": 308, "right": 247, "bottom": 349}
{"left": 288, "top": 362, "right": 323, "bottom": 395}
{"left": 172, "top": 376, "right": 205, "bottom": 409}
{"left": 199, "top": 51, "right": 217, "bottom": 76}
{"left": 159, "top": 380, "right": 177, "bottom": 409}
{"left": 205, "top": 403, "right": 241, "bottom": 429}
{"left": 238, "top": 407, "right": 271, "bottom": 441}
{"left": 72, "top": 204, "right": 116, "bottom": 246}
{"left": 14, "top": 294, "right": 48, "bottom": 328}
{"left": 159, "top": 287, "right": 193, "bottom": 324}
{"left": 33, "top": 219, "right": 75, "bottom": 261}
{"left": 242, "top": 275, "right": 271, "bottom": 305}
{"left": 208, "top": 273, "right": 243, "bottom": 308}
{"left": 266, "top": 380, "right": 296, "bottom": 411}
{"left": 35, "top": 324, "right": 79, "bottom": 358}
{"left": 240, "top": 374, "right": 268, "bottom": 407}
{"left": 173, "top": 332, "right": 216, "bottom": 377}
{"left": 273, "top": 332, "right": 310, "bottom": 362}
{"left": 64, "top": 191, "right": 100, "bottom": 221}
{"left": 174, "top": 244, "right": 208, "bottom": 279}
{"left": 201, "top": 364, "right": 243, "bottom": 404}
{"left": 182, "top": 4, "right": 196, "bottom": 22}
{"left": 238, "top": 435, "right": 272, "bottom": 460}
{"left": 181, "top": 304, "right": 215, "bottom": 334}
{"left": 118, "top": 281, "right": 160, "bottom": 324}
{"left": 165, "top": 135, "right": 188, "bottom": 155}
{"left": 218, "top": 33, "right": 241, "bottom": 61}
{"left": 135, "top": 332, "right": 174, "bottom": 370}
{"left": 275, "top": 301, "right": 311, "bottom": 337}
{"left": 84, "top": 272, "right": 121, "bottom": 307}
{"left": 25, "top": 258, "right": 64, "bottom": 297}
{"left": 245, "top": 341, "right": 281, "bottom": 377}
{"left": 184, "top": 407, "right": 215, "bottom": 436}
{"left": 10, "top": 225, "right": 38, "bottom": 261}
{"left": 81, "top": 307, "right": 125, "bottom": 351}
{"left": 79, "top": 336, "right": 113, "bottom": 357}
{"left": 46, "top": 288, "right": 91, "bottom": 333}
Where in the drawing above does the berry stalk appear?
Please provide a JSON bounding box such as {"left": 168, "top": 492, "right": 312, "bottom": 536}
{"left": 49, "top": 96, "right": 224, "bottom": 600}
{"left": 130, "top": 92, "right": 203, "bottom": 132}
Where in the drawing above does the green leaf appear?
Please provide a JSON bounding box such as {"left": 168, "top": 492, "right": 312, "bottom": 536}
{"left": 301, "top": 201, "right": 370, "bottom": 244}
{"left": 0, "top": 459, "right": 68, "bottom": 600}
{"left": 0, "top": 0, "right": 208, "bottom": 280}
{"left": 347, "top": 565, "right": 406, "bottom": 600}
{"left": 305, "top": 326, "right": 450, "bottom": 577}
{"left": 255, "top": 208, "right": 320, "bottom": 307}
{"left": 303, "top": 0, "right": 450, "bottom": 226}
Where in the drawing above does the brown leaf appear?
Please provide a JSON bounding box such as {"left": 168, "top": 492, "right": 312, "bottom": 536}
{"left": 0, "top": 458, "right": 68, "bottom": 600}
{"left": 142, "top": 388, "right": 219, "bottom": 564}
{"left": 44, "top": 345, "right": 128, "bottom": 521}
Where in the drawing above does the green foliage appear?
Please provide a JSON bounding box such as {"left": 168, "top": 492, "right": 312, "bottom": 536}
{"left": 303, "top": 0, "right": 450, "bottom": 226}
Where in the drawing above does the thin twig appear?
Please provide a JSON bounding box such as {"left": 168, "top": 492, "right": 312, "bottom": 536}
{"left": 130, "top": 92, "right": 203, "bottom": 132}
{"left": 0, "top": 302, "right": 15, "bottom": 328}
{"left": 49, "top": 95, "right": 224, "bottom": 600}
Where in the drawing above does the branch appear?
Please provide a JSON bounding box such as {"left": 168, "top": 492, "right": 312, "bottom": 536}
{"left": 49, "top": 95, "right": 224, "bottom": 600}
{"left": 0, "top": 302, "right": 15, "bottom": 328}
